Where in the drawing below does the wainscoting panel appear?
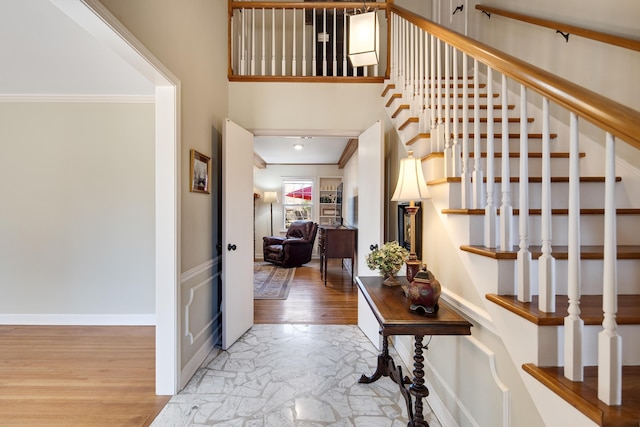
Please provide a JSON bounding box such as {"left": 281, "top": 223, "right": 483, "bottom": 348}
{"left": 179, "top": 257, "right": 220, "bottom": 389}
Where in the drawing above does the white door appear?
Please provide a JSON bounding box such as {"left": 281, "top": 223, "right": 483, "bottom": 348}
{"left": 222, "top": 119, "right": 254, "bottom": 350}
{"left": 356, "top": 121, "right": 385, "bottom": 350}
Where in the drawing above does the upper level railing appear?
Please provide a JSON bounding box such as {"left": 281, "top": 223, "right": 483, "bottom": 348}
{"left": 228, "top": 1, "right": 389, "bottom": 82}
{"left": 475, "top": 4, "right": 640, "bottom": 52}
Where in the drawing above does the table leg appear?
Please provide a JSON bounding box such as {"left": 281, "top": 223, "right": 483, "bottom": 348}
{"left": 408, "top": 335, "right": 430, "bottom": 427}
{"left": 358, "top": 335, "right": 391, "bottom": 384}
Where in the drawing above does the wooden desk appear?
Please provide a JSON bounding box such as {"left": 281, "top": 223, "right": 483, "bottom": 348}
{"left": 318, "top": 226, "right": 356, "bottom": 286}
{"left": 356, "top": 276, "right": 472, "bottom": 427}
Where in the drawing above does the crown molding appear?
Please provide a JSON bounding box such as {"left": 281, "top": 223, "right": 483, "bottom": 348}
{"left": 0, "top": 94, "right": 155, "bottom": 103}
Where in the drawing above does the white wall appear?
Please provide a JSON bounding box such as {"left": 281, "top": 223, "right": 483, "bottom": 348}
{"left": 0, "top": 102, "right": 155, "bottom": 321}
{"left": 254, "top": 164, "right": 343, "bottom": 258}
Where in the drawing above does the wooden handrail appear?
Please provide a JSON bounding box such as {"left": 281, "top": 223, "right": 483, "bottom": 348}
{"left": 390, "top": 4, "right": 640, "bottom": 151}
{"left": 475, "top": 4, "right": 640, "bottom": 53}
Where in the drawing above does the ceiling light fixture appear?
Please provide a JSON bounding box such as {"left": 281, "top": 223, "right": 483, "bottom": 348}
{"left": 293, "top": 143, "right": 304, "bottom": 150}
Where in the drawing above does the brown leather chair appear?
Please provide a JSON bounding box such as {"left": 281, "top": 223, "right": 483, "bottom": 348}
{"left": 263, "top": 220, "right": 318, "bottom": 268}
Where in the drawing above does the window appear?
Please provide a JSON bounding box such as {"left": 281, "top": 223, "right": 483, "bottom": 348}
{"left": 282, "top": 179, "right": 313, "bottom": 228}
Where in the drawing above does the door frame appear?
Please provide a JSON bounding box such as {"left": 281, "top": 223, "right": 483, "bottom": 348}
{"left": 52, "top": 0, "right": 181, "bottom": 394}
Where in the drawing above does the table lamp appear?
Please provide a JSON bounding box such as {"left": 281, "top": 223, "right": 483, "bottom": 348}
{"left": 391, "top": 151, "right": 431, "bottom": 282}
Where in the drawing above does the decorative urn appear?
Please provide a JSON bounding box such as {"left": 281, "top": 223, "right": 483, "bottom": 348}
{"left": 406, "top": 267, "right": 441, "bottom": 315}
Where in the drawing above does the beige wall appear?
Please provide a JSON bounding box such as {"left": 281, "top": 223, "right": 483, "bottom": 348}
{"left": 101, "top": 0, "right": 229, "bottom": 272}
{"left": 0, "top": 102, "right": 155, "bottom": 317}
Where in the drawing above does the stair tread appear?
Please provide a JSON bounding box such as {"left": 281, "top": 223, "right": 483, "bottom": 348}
{"left": 443, "top": 208, "right": 640, "bottom": 215}
{"left": 486, "top": 294, "right": 640, "bottom": 326}
{"left": 456, "top": 133, "right": 558, "bottom": 138}
{"left": 522, "top": 364, "right": 640, "bottom": 427}
{"left": 428, "top": 151, "right": 584, "bottom": 158}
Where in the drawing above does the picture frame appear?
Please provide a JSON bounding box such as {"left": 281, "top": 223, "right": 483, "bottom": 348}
{"left": 190, "top": 149, "right": 211, "bottom": 194}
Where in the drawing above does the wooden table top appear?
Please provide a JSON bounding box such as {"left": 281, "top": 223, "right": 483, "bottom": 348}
{"left": 356, "top": 276, "right": 473, "bottom": 337}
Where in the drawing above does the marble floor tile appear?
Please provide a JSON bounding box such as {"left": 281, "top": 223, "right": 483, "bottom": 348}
{"left": 151, "top": 324, "right": 442, "bottom": 427}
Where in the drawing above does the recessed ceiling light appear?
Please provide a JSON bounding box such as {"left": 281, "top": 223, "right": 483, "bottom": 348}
{"left": 293, "top": 143, "right": 304, "bottom": 150}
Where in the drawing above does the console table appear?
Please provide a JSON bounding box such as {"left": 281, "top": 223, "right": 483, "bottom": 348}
{"left": 318, "top": 225, "right": 356, "bottom": 286}
{"left": 356, "top": 276, "right": 472, "bottom": 427}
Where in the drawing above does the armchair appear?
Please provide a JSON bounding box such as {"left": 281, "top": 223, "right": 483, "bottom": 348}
{"left": 263, "top": 220, "right": 318, "bottom": 268}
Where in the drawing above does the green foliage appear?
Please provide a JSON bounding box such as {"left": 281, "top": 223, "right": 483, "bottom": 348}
{"left": 366, "top": 241, "right": 409, "bottom": 275}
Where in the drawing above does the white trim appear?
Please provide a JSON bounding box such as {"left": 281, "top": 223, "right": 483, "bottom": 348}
{"left": 441, "top": 287, "right": 498, "bottom": 335}
{"left": 0, "top": 314, "right": 155, "bottom": 325}
{"left": 0, "top": 94, "right": 155, "bottom": 103}
{"left": 185, "top": 277, "right": 215, "bottom": 345}
{"left": 252, "top": 128, "right": 361, "bottom": 138}
{"left": 180, "top": 258, "right": 215, "bottom": 283}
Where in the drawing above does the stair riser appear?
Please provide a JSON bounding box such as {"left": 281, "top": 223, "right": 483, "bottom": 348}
{"left": 517, "top": 214, "right": 640, "bottom": 246}
{"left": 471, "top": 157, "right": 572, "bottom": 177}
{"left": 500, "top": 182, "right": 630, "bottom": 210}
{"left": 529, "top": 259, "right": 640, "bottom": 295}
{"left": 541, "top": 324, "right": 640, "bottom": 367}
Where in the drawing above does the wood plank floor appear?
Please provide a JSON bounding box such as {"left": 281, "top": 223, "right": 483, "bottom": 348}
{"left": 254, "top": 259, "right": 358, "bottom": 324}
{"left": 0, "top": 325, "right": 170, "bottom": 427}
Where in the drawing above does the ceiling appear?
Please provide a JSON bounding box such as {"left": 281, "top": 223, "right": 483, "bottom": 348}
{"left": 253, "top": 135, "right": 352, "bottom": 165}
{"left": 2, "top": 1, "right": 352, "bottom": 164}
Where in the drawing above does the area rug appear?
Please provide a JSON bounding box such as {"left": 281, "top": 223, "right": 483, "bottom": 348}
{"left": 253, "top": 263, "right": 296, "bottom": 300}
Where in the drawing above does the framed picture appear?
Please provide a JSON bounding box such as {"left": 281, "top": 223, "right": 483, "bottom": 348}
{"left": 190, "top": 149, "right": 211, "bottom": 194}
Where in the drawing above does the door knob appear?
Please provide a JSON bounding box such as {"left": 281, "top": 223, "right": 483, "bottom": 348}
{"left": 370, "top": 244, "right": 378, "bottom": 251}
{"left": 227, "top": 244, "right": 237, "bottom": 251}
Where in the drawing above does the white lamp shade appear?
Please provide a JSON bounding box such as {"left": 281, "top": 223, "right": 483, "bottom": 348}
{"left": 391, "top": 151, "right": 431, "bottom": 202}
{"left": 263, "top": 191, "right": 279, "bottom": 204}
{"left": 348, "top": 11, "right": 379, "bottom": 67}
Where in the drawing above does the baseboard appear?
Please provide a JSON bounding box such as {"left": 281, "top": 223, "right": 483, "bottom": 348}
{"left": 180, "top": 335, "right": 214, "bottom": 390}
{"left": 0, "top": 313, "right": 156, "bottom": 325}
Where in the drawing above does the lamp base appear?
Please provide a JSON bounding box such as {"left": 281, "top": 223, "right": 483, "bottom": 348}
{"left": 405, "top": 259, "right": 421, "bottom": 283}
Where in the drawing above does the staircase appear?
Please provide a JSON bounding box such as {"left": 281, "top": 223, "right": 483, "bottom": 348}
{"left": 383, "top": 9, "right": 640, "bottom": 427}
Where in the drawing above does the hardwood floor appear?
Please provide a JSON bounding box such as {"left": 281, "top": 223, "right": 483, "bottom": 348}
{"left": 254, "top": 259, "right": 359, "bottom": 324}
{"left": 0, "top": 325, "right": 169, "bottom": 427}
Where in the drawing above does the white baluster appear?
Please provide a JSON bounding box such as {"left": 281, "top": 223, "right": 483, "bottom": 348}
{"left": 414, "top": 25, "right": 419, "bottom": 115}
{"left": 342, "top": 9, "right": 347, "bottom": 76}
{"left": 250, "top": 8, "right": 255, "bottom": 75}
{"left": 408, "top": 23, "right": 415, "bottom": 115}
{"left": 500, "top": 73, "right": 513, "bottom": 250}
{"left": 261, "top": 8, "right": 266, "bottom": 76}
{"left": 272, "top": 8, "right": 276, "bottom": 76}
{"left": 451, "top": 47, "right": 460, "bottom": 176}
{"left": 472, "top": 59, "right": 484, "bottom": 209}
{"left": 565, "top": 112, "right": 584, "bottom": 381}
{"left": 418, "top": 30, "right": 425, "bottom": 134}
{"left": 460, "top": 53, "right": 471, "bottom": 209}
{"left": 444, "top": 43, "right": 452, "bottom": 177}
{"left": 312, "top": 9, "right": 316, "bottom": 77}
{"left": 281, "top": 8, "right": 286, "bottom": 76}
{"left": 436, "top": 38, "right": 443, "bottom": 152}
{"left": 291, "top": 8, "right": 297, "bottom": 76}
{"left": 598, "top": 132, "right": 622, "bottom": 405}
{"left": 322, "top": 8, "right": 327, "bottom": 76}
{"left": 302, "top": 8, "right": 307, "bottom": 76}
{"left": 240, "top": 8, "right": 246, "bottom": 75}
{"left": 430, "top": 35, "right": 437, "bottom": 152}
{"left": 484, "top": 67, "right": 497, "bottom": 248}
{"left": 538, "top": 97, "right": 556, "bottom": 313}
{"left": 332, "top": 8, "right": 337, "bottom": 76}
{"left": 517, "top": 84, "right": 532, "bottom": 303}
